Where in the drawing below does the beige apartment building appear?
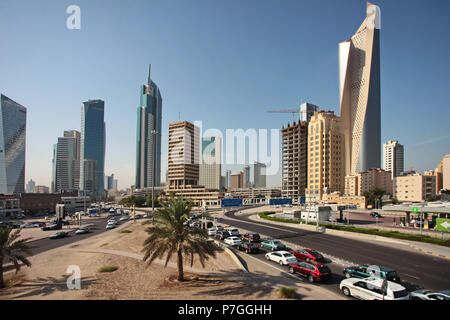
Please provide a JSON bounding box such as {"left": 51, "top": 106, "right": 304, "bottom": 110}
{"left": 230, "top": 172, "right": 245, "bottom": 189}
{"left": 167, "top": 121, "right": 200, "bottom": 190}
{"left": 435, "top": 154, "right": 450, "bottom": 193}
{"left": 323, "top": 192, "right": 366, "bottom": 208}
{"left": 305, "top": 111, "right": 345, "bottom": 203}
{"left": 345, "top": 168, "right": 392, "bottom": 196}
{"left": 281, "top": 121, "right": 308, "bottom": 203}
{"left": 393, "top": 172, "right": 436, "bottom": 202}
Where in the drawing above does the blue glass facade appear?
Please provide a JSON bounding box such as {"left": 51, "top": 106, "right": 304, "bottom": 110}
{"left": 0, "top": 94, "right": 26, "bottom": 194}
{"left": 80, "top": 100, "right": 105, "bottom": 198}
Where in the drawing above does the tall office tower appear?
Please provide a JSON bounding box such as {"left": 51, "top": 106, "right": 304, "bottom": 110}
{"left": 305, "top": 111, "right": 345, "bottom": 202}
{"left": 80, "top": 100, "right": 105, "bottom": 198}
{"left": 52, "top": 130, "right": 81, "bottom": 193}
{"left": 225, "top": 170, "right": 231, "bottom": 188}
{"left": 243, "top": 165, "right": 251, "bottom": 188}
{"left": 26, "top": 179, "right": 35, "bottom": 193}
{"left": 339, "top": 2, "right": 381, "bottom": 176}
{"left": 199, "top": 136, "right": 222, "bottom": 189}
{"left": 281, "top": 121, "right": 308, "bottom": 203}
{"left": 136, "top": 65, "right": 162, "bottom": 189}
{"left": 105, "top": 173, "right": 116, "bottom": 190}
{"left": 300, "top": 103, "right": 319, "bottom": 123}
{"left": 0, "top": 94, "right": 26, "bottom": 194}
{"left": 253, "top": 162, "right": 266, "bottom": 188}
{"left": 167, "top": 121, "right": 200, "bottom": 189}
{"left": 383, "top": 140, "right": 404, "bottom": 180}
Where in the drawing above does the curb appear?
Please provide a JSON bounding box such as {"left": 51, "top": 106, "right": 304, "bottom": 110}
{"left": 408, "top": 244, "right": 450, "bottom": 260}
{"left": 213, "top": 240, "right": 248, "bottom": 273}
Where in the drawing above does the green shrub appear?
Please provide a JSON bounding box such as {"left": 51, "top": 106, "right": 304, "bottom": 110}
{"left": 120, "top": 230, "right": 132, "bottom": 233}
{"left": 99, "top": 266, "right": 119, "bottom": 273}
{"left": 278, "top": 286, "right": 298, "bottom": 299}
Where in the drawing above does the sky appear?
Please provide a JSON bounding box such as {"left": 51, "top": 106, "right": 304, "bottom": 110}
{"left": 1, "top": 0, "right": 449, "bottom": 190}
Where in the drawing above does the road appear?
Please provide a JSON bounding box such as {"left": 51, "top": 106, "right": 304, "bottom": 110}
{"left": 220, "top": 209, "right": 450, "bottom": 292}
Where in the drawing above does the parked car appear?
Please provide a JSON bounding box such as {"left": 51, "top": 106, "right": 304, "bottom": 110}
{"left": 42, "top": 223, "right": 60, "bottom": 231}
{"left": 207, "top": 228, "right": 217, "bottom": 236}
{"left": 260, "top": 239, "right": 287, "bottom": 251}
{"left": 224, "top": 236, "right": 242, "bottom": 246}
{"left": 340, "top": 277, "right": 409, "bottom": 300}
{"left": 265, "top": 251, "right": 297, "bottom": 266}
{"left": 75, "top": 227, "right": 90, "bottom": 235}
{"left": 237, "top": 242, "right": 259, "bottom": 254}
{"left": 49, "top": 231, "right": 69, "bottom": 239}
{"left": 289, "top": 261, "right": 331, "bottom": 283}
{"left": 242, "top": 233, "right": 261, "bottom": 242}
{"left": 343, "top": 265, "right": 401, "bottom": 283}
{"left": 370, "top": 212, "right": 382, "bottom": 218}
{"left": 410, "top": 289, "right": 450, "bottom": 300}
{"left": 291, "top": 249, "right": 325, "bottom": 262}
{"left": 215, "top": 231, "right": 231, "bottom": 241}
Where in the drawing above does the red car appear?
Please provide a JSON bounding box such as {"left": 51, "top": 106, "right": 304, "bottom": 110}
{"left": 291, "top": 249, "right": 325, "bottom": 262}
{"left": 288, "top": 261, "right": 331, "bottom": 283}
{"left": 242, "top": 233, "right": 261, "bottom": 242}
{"left": 237, "top": 242, "right": 260, "bottom": 254}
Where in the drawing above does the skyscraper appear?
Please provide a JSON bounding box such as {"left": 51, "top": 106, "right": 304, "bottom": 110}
{"left": 136, "top": 65, "right": 162, "bottom": 189}
{"left": 199, "top": 136, "right": 222, "bottom": 190}
{"left": 26, "top": 179, "right": 35, "bottom": 193}
{"left": 243, "top": 165, "right": 251, "bottom": 188}
{"left": 383, "top": 140, "right": 404, "bottom": 180}
{"left": 0, "top": 94, "right": 26, "bottom": 194}
{"left": 80, "top": 100, "right": 105, "bottom": 198}
{"left": 225, "top": 170, "right": 231, "bottom": 188}
{"left": 253, "top": 162, "right": 266, "bottom": 188}
{"left": 52, "top": 130, "right": 81, "bottom": 193}
{"left": 300, "top": 103, "right": 319, "bottom": 123}
{"left": 339, "top": 2, "right": 381, "bottom": 176}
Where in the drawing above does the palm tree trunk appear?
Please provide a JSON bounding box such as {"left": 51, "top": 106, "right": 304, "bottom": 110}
{"left": 177, "top": 249, "right": 184, "bottom": 281}
{"left": 0, "top": 258, "right": 4, "bottom": 289}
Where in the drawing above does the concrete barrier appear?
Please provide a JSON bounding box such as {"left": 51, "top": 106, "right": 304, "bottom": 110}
{"left": 214, "top": 240, "right": 248, "bottom": 273}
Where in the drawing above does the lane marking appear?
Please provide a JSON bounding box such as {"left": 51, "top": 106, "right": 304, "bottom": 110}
{"left": 403, "top": 273, "right": 420, "bottom": 280}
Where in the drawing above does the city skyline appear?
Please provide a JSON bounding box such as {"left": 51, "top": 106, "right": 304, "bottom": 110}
{"left": 1, "top": 1, "right": 449, "bottom": 190}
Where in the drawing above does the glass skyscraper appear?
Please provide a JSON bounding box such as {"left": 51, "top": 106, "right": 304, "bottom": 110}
{"left": 0, "top": 94, "right": 26, "bottom": 194}
{"left": 136, "top": 65, "right": 162, "bottom": 189}
{"left": 80, "top": 100, "right": 105, "bottom": 198}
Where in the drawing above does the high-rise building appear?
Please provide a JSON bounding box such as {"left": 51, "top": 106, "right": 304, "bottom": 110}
{"left": 80, "top": 100, "right": 105, "bottom": 198}
{"left": 339, "top": 2, "right": 381, "bottom": 176}
{"left": 243, "top": 165, "right": 251, "bottom": 188}
{"left": 300, "top": 103, "right": 319, "bottom": 123}
{"left": 305, "top": 111, "right": 345, "bottom": 202}
{"left": 199, "top": 136, "right": 221, "bottom": 190}
{"left": 136, "top": 65, "right": 162, "bottom": 189}
{"left": 0, "top": 94, "right": 26, "bottom": 194}
{"left": 383, "top": 140, "right": 404, "bottom": 180}
{"left": 281, "top": 121, "right": 308, "bottom": 203}
{"left": 52, "top": 130, "right": 81, "bottom": 193}
{"left": 225, "top": 170, "right": 231, "bottom": 188}
{"left": 105, "top": 174, "right": 116, "bottom": 190}
{"left": 253, "top": 162, "right": 266, "bottom": 188}
{"left": 26, "top": 179, "right": 35, "bottom": 193}
{"left": 167, "top": 121, "right": 200, "bottom": 189}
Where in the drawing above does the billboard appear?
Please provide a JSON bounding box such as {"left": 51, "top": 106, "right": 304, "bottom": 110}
{"left": 221, "top": 198, "right": 243, "bottom": 207}
{"left": 269, "top": 198, "right": 292, "bottom": 206}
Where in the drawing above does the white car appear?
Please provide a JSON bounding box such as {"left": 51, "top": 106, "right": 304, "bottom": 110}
{"left": 107, "top": 218, "right": 117, "bottom": 224}
{"left": 119, "top": 216, "right": 130, "bottom": 221}
{"left": 106, "top": 223, "right": 116, "bottom": 230}
{"left": 225, "top": 228, "right": 239, "bottom": 236}
{"left": 340, "top": 277, "right": 410, "bottom": 300}
{"left": 207, "top": 228, "right": 216, "bottom": 236}
{"left": 224, "top": 236, "right": 242, "bottom": 246}
{"left": 265, "top": 251, "right": 298, "bottom": 266}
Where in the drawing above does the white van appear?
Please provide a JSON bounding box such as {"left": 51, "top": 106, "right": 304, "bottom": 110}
{"left": 225, "top": 227, "right": 239, "bottom": 236}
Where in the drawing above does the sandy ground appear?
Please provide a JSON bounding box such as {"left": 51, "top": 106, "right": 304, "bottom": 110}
{"left": 0, "top": 220, "right": 283, "bottom": 300}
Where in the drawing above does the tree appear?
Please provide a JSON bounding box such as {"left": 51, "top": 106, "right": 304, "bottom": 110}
{"left": 363, "top": 187, "right": 386, "bottom": 208}
{"left": 119, "top": 195, "right": 146, "bottom": 207}
{"left": 391, "top": 197, "right": 399, "bottom": 204}
{"left": 141, "top": 197, "right": 218, "bottom": 281}
{"left": 0, "top": 227, "right": 34, "bottom": 288}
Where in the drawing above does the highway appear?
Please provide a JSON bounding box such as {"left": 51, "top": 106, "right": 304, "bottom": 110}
{"left": 220, "top": 209, "right": 450, "bottom": 292}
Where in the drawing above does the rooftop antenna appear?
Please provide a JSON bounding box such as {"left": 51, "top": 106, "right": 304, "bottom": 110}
{"left": 147, "top": 64, "right": 151, "bottom": 84}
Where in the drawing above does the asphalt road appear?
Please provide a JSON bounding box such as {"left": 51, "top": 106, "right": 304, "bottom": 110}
{"left": 221, "top": 210, "right": 450, "bottom": 292}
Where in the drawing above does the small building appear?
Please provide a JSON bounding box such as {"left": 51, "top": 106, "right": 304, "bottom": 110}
{"left": 0, "top": 194, "right": 21, "bottom": 218}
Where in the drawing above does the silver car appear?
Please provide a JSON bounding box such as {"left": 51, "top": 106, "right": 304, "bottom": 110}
{"left": 410, "top": 289, "right": 450, "bottom": 300}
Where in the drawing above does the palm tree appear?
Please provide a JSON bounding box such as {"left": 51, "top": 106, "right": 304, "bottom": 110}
{"left": 142, "top": 197, "right": 218, "bottom": 281}
{"left": 0, "top": 227, "right": 34, "bottom": 289}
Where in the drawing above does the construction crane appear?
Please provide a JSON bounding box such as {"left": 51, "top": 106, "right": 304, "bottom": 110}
{"left": 267, "top": 105, "right": 318, "bottom": 122}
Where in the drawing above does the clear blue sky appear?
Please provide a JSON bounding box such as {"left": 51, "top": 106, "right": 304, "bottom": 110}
{"left": 1, "top": 0, "right": 449, "bottom": 189}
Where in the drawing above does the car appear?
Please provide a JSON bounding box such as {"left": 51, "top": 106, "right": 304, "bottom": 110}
{"left": 135, "top": 214, "right": 143, "bottom": 219}
{"left": 340, "top": 277, "right": 410, "bottom": 300}
{"left": 119, "top": 216, "right": 130, "bottom": 221}
{"left": 289, "top": 261, "right": 331, "bottom": 283}
{"left": 215, "top": 230, "right": 231, "bottom": 241}
{"left": 410, "top": 289, "right": 450, "bottom": 300}
{"left": 207, "top": 228, "right": 216, "bottom": 236}
{"left": 224, "top": 228, "right": 239, "bottom": 236}
{"left": 33, "top": 222, "right": 46, "bottom": 227}
{"left": 143, "top": 213, "right": 151, "bottom": 219}
{"left": 224, "top": 236, "right": 242, "bottom": 246}
{"left": 370, "top": 212, "right": 382, "bottom": 218}
{"left": 106, "top": 223, "right": 116, "bottom": 230}
{"left": 265, "top": 251, "right": 298, "bottom": 266}
{"left": 49, "top": 231, "right": 69, "bottom": 239}
{"left": 75, "top": 227, "right": 90, "bottom": 235}
{"left": 242, "top": 233, "right": 261, "bottom": 242}
{"left": 21, "top": 222, "right": 40, "bottom": 228}
{"left": 237, "top": 242, "right": 259, "bottom": 254}
{"left": 190, "top": 221, "right": 201, "bottom": 228}
{"left": 343, "top": 265, "right": 401, "bottom": 283}
{"left": 107, "top": 218, "right": 117, "bottom": 223}
{"left": 108, "top": 212, "right": 116, "bottom": 218}
{"left": 214, "top": 225, "right": 224, "bottom": 231}
{"left": 42, "top": 223, "right": 60, "bottom": 231}
{"left": 260, "top": 240, "right": 287, "bottom": 251}
{"left": 291, "top": 249, "right": 325, "bottom": 262}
